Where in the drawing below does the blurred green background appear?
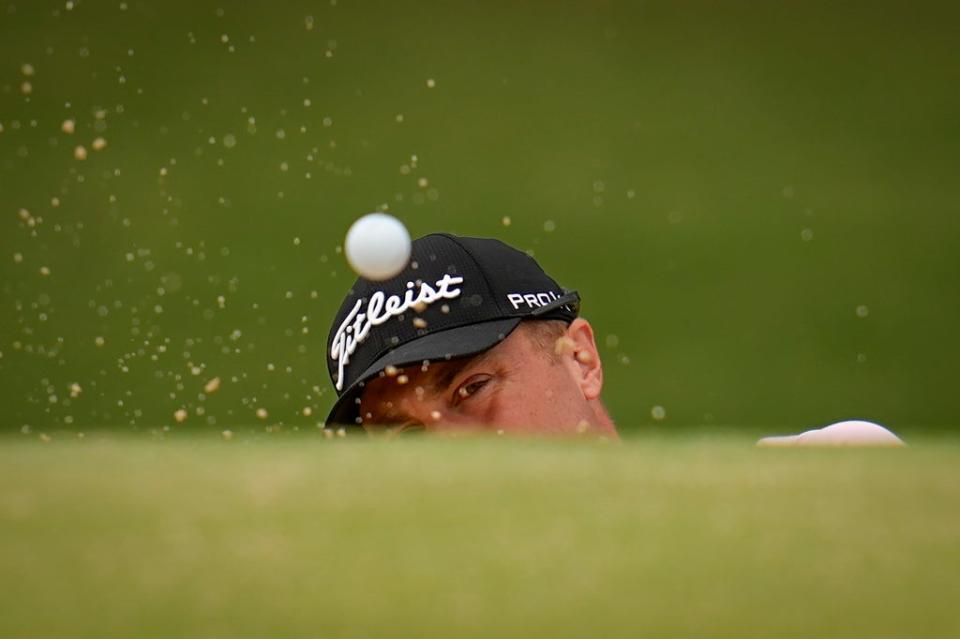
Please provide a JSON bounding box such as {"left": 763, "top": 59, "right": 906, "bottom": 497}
{"left": 2, "top": 0, "right": 958, "bottom": 433}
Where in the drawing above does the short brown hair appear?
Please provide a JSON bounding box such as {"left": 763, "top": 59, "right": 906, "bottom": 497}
{"left": 520, "top": 319, "right": 569, "bottom": 362}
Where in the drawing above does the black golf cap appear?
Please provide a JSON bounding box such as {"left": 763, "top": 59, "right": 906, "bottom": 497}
{"left": 325, "top": 233, "right": 580, "bottom": 426}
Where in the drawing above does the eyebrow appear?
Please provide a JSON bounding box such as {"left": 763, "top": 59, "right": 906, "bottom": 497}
{"left": 365, "top": 399, "right": 409, "bottom": 426}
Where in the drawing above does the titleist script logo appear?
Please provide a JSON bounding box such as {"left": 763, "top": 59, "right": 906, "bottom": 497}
{"left": 507, "top": 291, "right": 561, "bottom": 310}
{"left": 331, "top": 274, "right": 464, "bottom": 390}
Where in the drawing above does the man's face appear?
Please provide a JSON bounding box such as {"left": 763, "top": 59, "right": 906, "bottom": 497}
{"left": 358, "top": 319, "right": 616, "bottom": 437}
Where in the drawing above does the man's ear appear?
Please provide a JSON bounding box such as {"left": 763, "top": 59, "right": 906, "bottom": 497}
{"left": 563, "top": 318, "right": 604, "bottom": 400}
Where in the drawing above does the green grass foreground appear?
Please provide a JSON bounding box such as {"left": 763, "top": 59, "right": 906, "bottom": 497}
{"left": 1, "top": 434, "right": 958, "bottom": 638}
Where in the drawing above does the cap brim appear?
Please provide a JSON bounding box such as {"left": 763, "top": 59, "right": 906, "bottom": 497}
{"left": 324, "top": 317, "right": 523, "bottom": 426}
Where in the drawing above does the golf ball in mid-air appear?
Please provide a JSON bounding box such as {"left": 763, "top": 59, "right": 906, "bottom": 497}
{"left": 344, "top": 213, "right": 412, "bottom": 281}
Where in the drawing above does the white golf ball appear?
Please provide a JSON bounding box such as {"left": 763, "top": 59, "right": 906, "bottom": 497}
{"left": 344, "top": 213, "right": 412, "bottom": 281}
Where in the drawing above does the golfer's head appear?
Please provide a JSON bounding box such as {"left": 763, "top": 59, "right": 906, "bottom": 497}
{"left": 325, "top": 233, "right": 615, "bottom": 437}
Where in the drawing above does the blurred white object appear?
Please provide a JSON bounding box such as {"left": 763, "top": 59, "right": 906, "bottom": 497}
{"left": 344, "top": 213, "right": 412, "bottom": 281}
{"left": 757, "top": 420, "right": 905, "bottom": 447}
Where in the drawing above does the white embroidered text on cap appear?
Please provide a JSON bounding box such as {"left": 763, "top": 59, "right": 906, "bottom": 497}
{"left": 331, "top": 274, "right": 464, "bottom": 390}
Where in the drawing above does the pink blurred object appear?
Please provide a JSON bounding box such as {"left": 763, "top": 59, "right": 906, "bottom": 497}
{"left": 757, "top": 420, "right": 905, "bottom": 447}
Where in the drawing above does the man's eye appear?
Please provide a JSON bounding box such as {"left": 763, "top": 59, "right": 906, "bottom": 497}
{"left": 454, "top": 376, "right": 491, "bottom": 404}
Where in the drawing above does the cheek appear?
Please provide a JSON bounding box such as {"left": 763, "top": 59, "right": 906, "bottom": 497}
{"left": 488, "top": 361, "right": 584, "bottom": 429}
